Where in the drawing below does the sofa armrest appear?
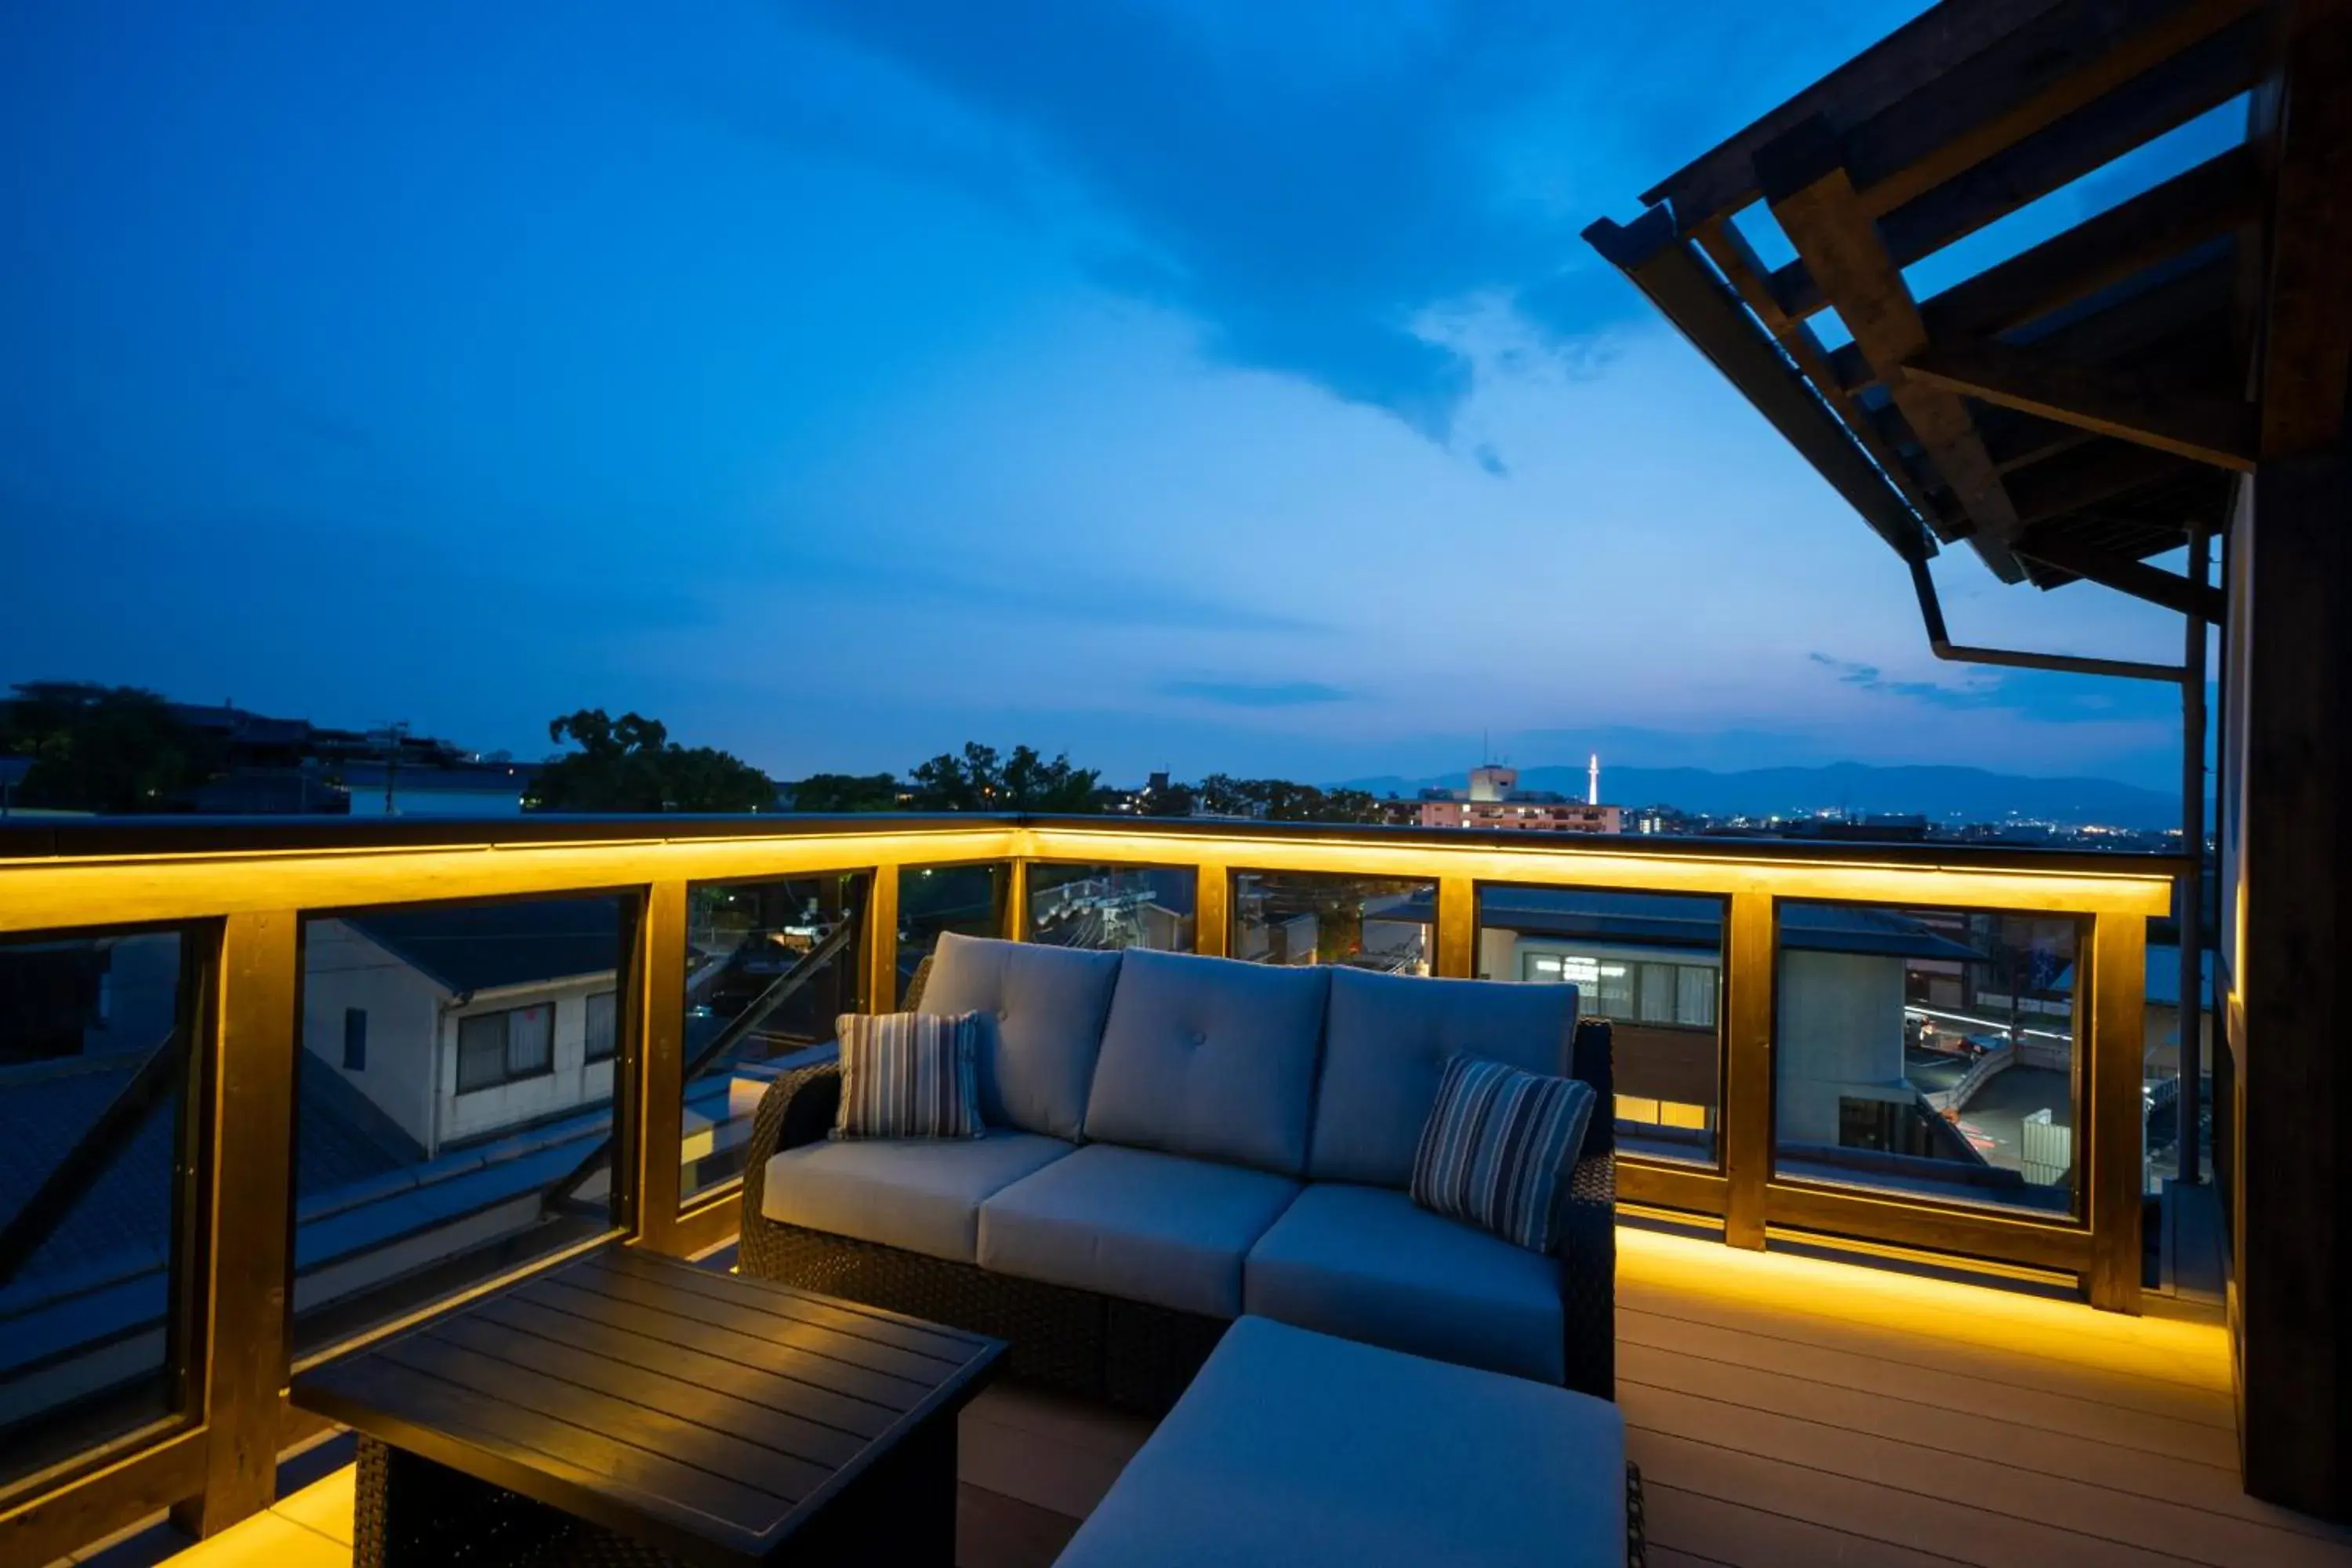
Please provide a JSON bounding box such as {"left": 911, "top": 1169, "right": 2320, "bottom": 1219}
{"left": 739, "top": 1056, "right": 841, "bottom": 1233}
{"left": 1555, "top": 1014, "right": 1617, "bottom": 1400}
{"left": 1554, "top": 1149, "right": 1616, "bottom": 1400}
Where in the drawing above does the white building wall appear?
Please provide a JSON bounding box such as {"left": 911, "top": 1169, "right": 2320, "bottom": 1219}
{"left": 438, "top": 977, "right": 617, "bottom": 1145}
{"left": 87, "top": 933, "right": 183, "bottom": 1056}
{"left": 1775, "top": 949, "right": 1910, "bottom": 1145}
{"left": 299, "top": 920, "right": 446, "bottom": 1153}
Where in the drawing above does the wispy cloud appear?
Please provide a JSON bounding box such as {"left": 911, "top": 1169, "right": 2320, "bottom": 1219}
{"left": 1161, "top": 679, "right": 1352, "bottom": 708}
{"left": 764, "top": 1, "right": 1893, "bottom": 440}
{"left": 1809, "top": 652, "right": 1999, "bottom": 710}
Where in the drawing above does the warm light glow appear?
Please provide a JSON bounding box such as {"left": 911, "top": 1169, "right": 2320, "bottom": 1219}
{"left": 1617, "top": 1225, "right": 2230, "bottom": 1392}
{"left": 0, "top": 819, "right": 2176, "bottom": 935}
{"left": 0, "top": 826, "right": 1022, "bottom": 932}
{"left": 1022, "top": 825, "right": 2175, "bottom": 916}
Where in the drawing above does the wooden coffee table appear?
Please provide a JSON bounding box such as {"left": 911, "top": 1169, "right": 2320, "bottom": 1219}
{"left": 292, "top": 1247, "right": 1002, "bottom": 1566}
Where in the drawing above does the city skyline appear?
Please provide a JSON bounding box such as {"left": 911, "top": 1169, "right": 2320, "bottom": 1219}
{"left": 3, "top": 1, "right": 2222, "bottom": 791}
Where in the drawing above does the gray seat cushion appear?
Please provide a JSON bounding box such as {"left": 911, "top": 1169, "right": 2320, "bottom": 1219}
{"left": 978, "top": 1144, "right": 1300, "bottom": 1317}
{"left": 1243, "top": 1182, "right": 1566, "bottom": 1384}
{"left": 1054, "top": 1315, "right": 1625, "bottom": 1568}
{"left": 1084, "top": 948, "right": 1329, "bottom": 1175}
{"left": 760, "top": 1130, "right": 1074, "bottom": 1264}
{"left": 1310, "top": 966, "right": 1577, "bottom": 1187}
{"left": 921, "top": 932, "right": 1122, "bottom": 1141}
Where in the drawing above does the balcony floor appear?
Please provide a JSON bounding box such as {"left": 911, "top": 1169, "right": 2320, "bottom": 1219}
{"left": 109, "top": 1226, "right": 2352, "bottom": 1568}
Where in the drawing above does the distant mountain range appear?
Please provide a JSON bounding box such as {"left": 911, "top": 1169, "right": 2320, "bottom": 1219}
{"left": 1340, "top": 762, "right": 2179, "bottom": 831}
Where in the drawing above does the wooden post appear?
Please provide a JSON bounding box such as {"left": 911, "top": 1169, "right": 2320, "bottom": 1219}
{"left": 864, "top": 869, "right": 901, "bottom": 1011}
{"left": 1193, "top": 863, "right": 1230, "bottom": 959}
{"left": 1434, "top": 877, "right": 1475, "bottom": 978}
{"left": 2085, "top": 910, "right": 2146, "bottom": 1313}
{"left": 1005, "top": 859, "right": 1030, "bottom": 942}
{"left": 1720, "top": 891, "right": 1775, "bottom": 1250}
{"left": 173, "top": 913, "right": 298, "bottom": 1538}
{"left": 631, "top": 883, "right": 688, "bottom": 1252}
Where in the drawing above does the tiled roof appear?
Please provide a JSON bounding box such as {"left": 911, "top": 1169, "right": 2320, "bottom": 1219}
{"left": 343, "top": 898, "right": 622, "bottom": 994}
{"left": 0, "top": 1045, "right": 423, "bottom": 1305}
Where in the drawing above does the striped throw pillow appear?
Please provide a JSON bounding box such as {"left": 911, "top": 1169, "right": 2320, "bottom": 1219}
{"left": 832, "top": 1011, "right": 985, "bottom": 1140}
{"left": 1410, "top": 1054, "right": 1596, "bottom": 1253}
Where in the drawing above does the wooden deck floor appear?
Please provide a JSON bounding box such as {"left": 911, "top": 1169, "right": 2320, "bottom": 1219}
{"left": 103, "top": 1225, "right": 2352, "bottom": 1568}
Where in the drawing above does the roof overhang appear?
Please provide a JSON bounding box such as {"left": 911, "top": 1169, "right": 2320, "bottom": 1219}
{"left": 1587, "top": 0, "right": 2352, "bottom": 621}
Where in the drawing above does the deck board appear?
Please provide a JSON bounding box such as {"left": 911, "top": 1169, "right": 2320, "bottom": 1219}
{"left": 146, "top": 1225, "right": 2352, "bottom": 1568}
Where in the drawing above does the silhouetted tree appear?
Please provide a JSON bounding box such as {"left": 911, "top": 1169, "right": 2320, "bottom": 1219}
{"left": 2, "top": 684, "right": 219, "bottom": 813}
{"left": 909, "top": 742, "right": 1099, "bottom": 812}
{"left": 788, "top": 772, "right": 905, "bottom": 812}
{"left": 530, "top": 709, "right": 773, "bottom": 812}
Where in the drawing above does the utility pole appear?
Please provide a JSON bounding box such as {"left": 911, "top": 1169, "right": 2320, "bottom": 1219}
{"left": 374, "top": 721, "right": 411, "bottom": 817}
{"left": 2177, "top": 527, "right": 2209, "bottom": 1185}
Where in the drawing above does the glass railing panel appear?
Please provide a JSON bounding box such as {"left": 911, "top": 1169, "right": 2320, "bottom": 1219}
{"left": 1774, "top": 902, "right": 2084, "bottom": 1214}
{"left": 0, "top": 927, "right": 194, "bottom": 1488}
{"left": 1230, "top": 871, "right": 1436, "bottom": 971}
{"left": 290, "top": 895, "right": 629, "bottom": 1359}
{"left": 1475, "top": 886, "right": 1724, "bottom": 1166}
{"left": 1024, "top": 863, "right": 1196, "bottom": 952}
{"left": 682, "top": 874, "right": 868, "bottom": 1206}
{"left": 897, "top": 862, "right": 1009, "bottom": 1004}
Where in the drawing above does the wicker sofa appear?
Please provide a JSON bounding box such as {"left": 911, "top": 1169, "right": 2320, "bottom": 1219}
{"left": 739, "top": 933, "right": 1615, "bottom": 1412}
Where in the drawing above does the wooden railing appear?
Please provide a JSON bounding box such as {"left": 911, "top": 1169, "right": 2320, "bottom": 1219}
{"left": 0, "top": 812, "right": 2176, "bottom": 1560}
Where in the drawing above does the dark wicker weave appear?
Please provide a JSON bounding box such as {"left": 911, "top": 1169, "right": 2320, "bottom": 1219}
{"left": 739, "top": 996, "right": 1617, "bottom": 1410}
{"left": 1627, "top": 1461, "right": 1648, "bottom": 1567}
{"left": 355, "top": 1436, "right": 689, "bottom": 1568}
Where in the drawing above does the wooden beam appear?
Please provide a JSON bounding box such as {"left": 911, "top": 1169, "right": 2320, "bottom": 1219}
{"left": 1922, "top": 145, "right": 2259, "bottom": 345}
{"left": 1584, "top": 209, "right": 1938, "bottom": 564}
{"left": 2005, "top": 438, "right": 2195, "bottom": 523}
{"left": 2254, "top": 7, "right": 2352, "bottom": 459}
{"left": 1693, "top": 217, "right": 1965, "bottom": 543}
{"left": 1846, "top": 0, "right": 2257, "bottom": 216}
{"left": 1882, "top": 16, "right": 2264, "bottom": 267}
{"left": 1776, "top": 16, "right": 2266, "bottom": 318}
{"left": 1640, "top": 0, "right": 2064, "bottom": 225}
{"left": 1904, "top": 336, "right": 2256, "bottom": 470}
{"left": 1760, "top": 119, "right": 2029, "bottom": 557}
{"left": 2014, "top": 531, "right": 2226, "bottom": 619}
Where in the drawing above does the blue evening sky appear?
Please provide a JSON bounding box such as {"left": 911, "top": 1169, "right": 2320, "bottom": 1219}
{"left": 1, "top": 2, "right": 2224, "bottom": 789}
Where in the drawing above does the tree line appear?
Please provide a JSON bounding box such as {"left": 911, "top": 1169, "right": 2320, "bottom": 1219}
{"left": 2, "top": 687, "right": 1386, "bottom": 822}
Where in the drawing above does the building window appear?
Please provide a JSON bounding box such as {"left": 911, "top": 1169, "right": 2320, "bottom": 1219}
{"left": 342, "top": 1007, "right": 367, "bottom": 1071}
{"left": 456, "top": 1003, "right": 555, "bottom": 1093}
{"left": 1522, "top": 951, "right": 1717, "bottom": 1029}
{"left": 584, "top": 990, "right": 617, "bottom": 1063}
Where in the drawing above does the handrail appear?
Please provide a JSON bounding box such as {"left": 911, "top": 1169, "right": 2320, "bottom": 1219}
{"left": 0, "top": 808, "right": 2187, "bottom": 878}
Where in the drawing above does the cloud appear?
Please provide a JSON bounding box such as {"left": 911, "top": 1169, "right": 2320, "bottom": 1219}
{"left": 764, "top": 1, "right": 1891, "bottom": 439}
{"left": 1809, "top": 652, "right": 2001, "bottom": 710}
{"left": 1160, "top": 679, "right": 1352, "bottom": 708}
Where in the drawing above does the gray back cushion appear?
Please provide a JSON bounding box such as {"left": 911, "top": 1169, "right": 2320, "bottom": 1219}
{"left": 921, "top": 932, "right": 1123, "bottom": 1141}
{"left": 1084, "top": 949, "right": 1331, "bottom": 1176}
{"left": 1309, "top": 966, "right": 1577, "bottom": 1187}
